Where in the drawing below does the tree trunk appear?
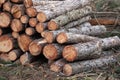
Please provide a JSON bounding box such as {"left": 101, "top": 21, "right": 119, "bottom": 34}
{"left": 10, "top": 19, "right": 23, "bottom": 32}
{"left": 11, "top": 4, "right": 25, "bottom": 19}
{"left": 48, "top": 6, "right": 92, "bottom": 30}
{"left": 26, "top": 7, "right": 37, "bottom": 17}
{"left": 34, "top": 0, "right": 93, "bottom": 22}
{"left": 50, "top": 59, "right": 67, "bottom": 72}
{"left": 8, "top": 49, "right": 23, "bottom": 61}
{"left": 25, "top": 27, "right": 36, "bottom": 36}
{"left": 0, "top": 12, "right": 11, "bottom": 28}
{"left": 29, "top": 39, "right": 47, "bottom": 56}
{"left": 24, "top": 0, "right": 33, "bottom": 8}
{"left": 20, "top": 15, "right": 29, "bottom": 24}
{"left": 18, "top": 34, "right": 33, "bottom": 52}
{"left": 3, "top": 1, "right": 12, "bottom": 12}
{"left": 63, "top": 41, "right": 102, "bottom": 62}
{"left": 12, "top": 32, "right": 19, "bottom": 39}
{"left": 0, "top": 34, "right": 16, "bottom": 52}
{"left": 63, "top": 53, "right": 120, "bottom": 76}
{"left": 35, "top": 23, "right": 47, "bottom": 33}
{"left": 57, "top": 32, "right": 99, "bottom": 44}
{"left": 10, "top": 0, "right": 23, "bottom": 4}
{"left": 43, "top": 43, "right": 64, "bottom": 60}
{"left": 29, "top": 18, "right": 38, "bottom": 27}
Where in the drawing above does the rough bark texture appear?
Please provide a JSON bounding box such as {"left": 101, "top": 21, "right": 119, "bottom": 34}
{"left": 8, "top": 49, "right": 23, "bottom": 61}
{"left": 11, "top": 19, "right": 23, "bottom": 32}
{"left": 26, "top": 7, "right": 37, "bottom": 17}
{"left": 43, "top": 43, "right": 64, "bottom": 60}
{"left": 48, "top": 6, "right": 92, "bottom": 30}
{"left": 18, "top": 34, "right": 33, "bottom": 52}
{"left": 34, "top": 0, "right": 93, "bottom": 22}
{"left": 0, "top": 35, "right": 16, "bottom": 52}
{"left": 29, "top": 18, "right": 38, "bottom": 27}
{"left": 25, "top": 27, "right": 36, "bottom": 36}
{"left": 3, "top": 1, "right": 12, "bottom": 12}
{"left": 57, "top": 32, "right": 99, "bottom": 44}
{"left": 50, "top": 59, "right": 67, "bottom": 72}
{"left": 0, "top": 12, "right": 11, "bottom": 28}
{"left": 63, "top": 41, "right": 102, "bottom": 62}
{"left": 29, "top": 39, "right": 47, "bottom": 56}
{"left": 63, "top": 53, "right": 120, "bottom": 76}
{"left": 35, "top": 23, "right": 47, "bottom": 33}
{"left": 20, "top": 15, "right": 29, "bottom": 24}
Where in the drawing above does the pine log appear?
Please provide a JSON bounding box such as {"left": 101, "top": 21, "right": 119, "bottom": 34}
{"left": 43, "top": 43, "right": 64, "bottom": 60}
{"left": 57, "top": 32, "right": 99, "bottom": 44}
{"left": 26, "top": 7, "right": 37, "bottom": 17}
{"left": 11, "top": 19, "right": 23, "bottom": 32}
{"left": 12, "top": 32, "right": 19, "bottom": 39}
{"left": 89, "top": 18, "right": 120, "bottom": 25}
{"left": 63, "top": 36, "right": 120, "bottom": 62}
{"left": 3, "top": 1, "right": 12, "bottom": 12}
{"left": 18, "top": 34, "right": 33, "bottom": 52}
{"left": 34, "top": 0, "right": 93, "bottom": 22}
{"left": 0, "top": 0, "right": 6, "bottom": 7}
{"left": 29, "top": 18, "right": 38, "bottom": 27}
{"left": 0, "top": 12, "right": 11, "bottom": 28}
{"left": 35, "top": 23, "right": 47, "bottom": 33}
{"left": 0, "top": 53, "right": 10, "bottom": 62}
{"left": 48, "top": 6, "right": 92, "bottom": 30}
{"left": 0, "top": 34, "right": 16, "bottom": 52}
{"left": 8, "top": 49, "right": 23, "bottom": 61}
{"left": 63, "top": 41, "right": 102, "bottom": 62}
{"left": 10, "top": 0, "right": 23, "bottom": 4}
{"left": 20, "top": 15, "right": 29, "bottom": 24}
{"left": 11, "top": 5, "right": 24, "bottom": 18}
{"left": 50, "top": 59, "right": 67, "bottom": 72}
{"left": 25, "top": 27, "right": 36, "bottom": 36}
{"left": 20, "top": 52, "right": 39, "bottom": 65}
{"left": 24, "top": 0, "right": 33, "bottom": 8}
{"left": 63, "top": 53, "right": 120, "bottom": 76}
{"left": 29, "top": 39, "right": 47, "bottom": 56}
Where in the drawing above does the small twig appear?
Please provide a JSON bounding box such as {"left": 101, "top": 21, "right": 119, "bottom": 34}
{"left": 96, "top": 73, "right": 103, "bottom": 80}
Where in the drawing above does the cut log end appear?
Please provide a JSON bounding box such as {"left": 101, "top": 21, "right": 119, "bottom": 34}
{"left": 29, "top": 18, "right": 38, "bottom": 27}
{"left": 50, "top": 64, "right": 61, "bottom": 72}
{"left": 43, "top": 44, "right": 57, "bottom": 60}
{"left": 29, "top": 41, "right": 42, "bottom": 56}
{"left": 48, "top": 21, "right": 58, "bottom": 31}
{"left": 62, "top": 46, "right": 77, "bottom": 62}
{"left": 57, "top": 32, "right": 67, "bottom": 44}
{"left": 35, "top": 23, "right": 44, "bottom": 33}
{"left": 26, "top": 7, "right": 37, "bottom": 17}
{"left": 63, "top": 64, "right": 72, "bottom": 76}
{"left": 12, "top": 32, "right": 19, "bottom": 39}
{"left": 37, "top": 12, "right": 46, "bottom": 22}
{"left": 25, "top": 27, "right": 35, "bottom": 36}
{"left": 20, "top": 15, "right": 29, "bottom": 24}
{"left": 24, "top": 0, "right": 33, "bottom": 8}
{"left": 8, "top": 51, "right": 17, "bottom": 61}
{"left": 20, "top": 54, "right": 27, "bottom": 65}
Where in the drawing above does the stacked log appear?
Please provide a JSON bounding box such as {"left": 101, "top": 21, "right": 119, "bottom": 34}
{"left": 0, "top": 0, "right": 120, "bottom": 77}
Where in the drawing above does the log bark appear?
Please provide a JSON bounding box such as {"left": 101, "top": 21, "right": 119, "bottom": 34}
{"left": 29, "top": 18, "right": 38, "bottom": 27}
{"left": 3, "top": 1, "right": 12, "bottom": 12}
{"left": 12, "top": 32, "right": 19, "bottom": 39}
{"left": 10, "top": 19, "right": 23, "bottom": 32}
{"left": 29, "top": 39, "right": 47, "bottom": 56}
{"left": 26, "top": 7, "right": 37, "bottom": 17}
{"left": 8, "top": 49, "right": 23, "bottom": 61}
{"left": 25, "top": 27, "right": 36, "bottom": 36}
{"left": 62, "top": 41, "right": 102, "bottom": 62}
{"left": 10, "top": 0, "right": 23, "bottom": 4}
{"left": 0, "top": 12, "right": 11, "bottom": 28}
{"left": 63, "top": 53, "right": 120, "bottom": 76}
{"left": 48, "top": 6, "right": 92, "bottom": 30}
{"left": 50, "top": 59, "right": 67, "bottom": 72}
{"left": 35, "top": 23, "right": 47, "bottom": 33}
{"left": 18, "top": 34, "right": 33, "bottom": 52}
{"left": 43, "top": 43, "right": 64, "bottom": 60}
{"left": 0, "top": 34, "right": 16, "bottom": 52}
{"left": 20, "top": 15, "right": 29, "bottom": 24}
{"left": 24, "top": 0, "right": 33, "bottom": 8}
{"left": 11, "top": 4, "right": 24, "bottom": 19}
{"left": 20, "top": 52, "right": 39, "bottom": 65}
{"left": 34, "top": 0, "right": 93, "bottom": 22}
{"left": 57, "top": 32, "right": 99, "bottom": 44}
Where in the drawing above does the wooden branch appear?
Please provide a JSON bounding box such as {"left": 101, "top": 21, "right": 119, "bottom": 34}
{"left": 18, "top": 34, "right": 33, "bottom": 52}
{"left": 35, "top": 23, "right": 47, "bottom": 33}
{"left": 43, "top": 43, "right": 64, "bottom": 60}
{"left": 48, "top": 6, "right": 92, "bottom": 30}
{"left": 63, "top": 53, "right": 120, "bottom": 76}
{"left": 8, "top": 49, "right": 23, "bottom": 61}
{"left": 29, "top": 39, "right": 47, "bottom": 56}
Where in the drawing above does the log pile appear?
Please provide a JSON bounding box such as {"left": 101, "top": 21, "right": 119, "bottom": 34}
{"left": 0, "top": 0, "right": 120, "bottom": 76}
